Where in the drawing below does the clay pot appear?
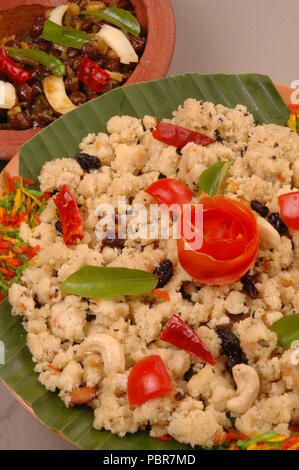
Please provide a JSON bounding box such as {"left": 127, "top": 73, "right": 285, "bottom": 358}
{"left": 0, "top": 0, "right": 176, "bottom": 159}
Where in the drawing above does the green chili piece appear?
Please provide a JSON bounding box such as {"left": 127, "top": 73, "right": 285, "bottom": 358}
{"left": 40, "top": 20, "right": 89, "bottom": 50}
{"left": 237, "top": 432, "right": 281, "bottom": 449}
{"left": 6, "top": 47, "right": 65, "bottom": 77}
{"left": 81, "top": 7, "right": 140, "bottom": 36}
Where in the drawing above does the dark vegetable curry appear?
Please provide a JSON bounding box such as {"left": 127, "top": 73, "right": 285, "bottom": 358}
{"left": 0, "top": 1, "right": 146, "bottom": 130}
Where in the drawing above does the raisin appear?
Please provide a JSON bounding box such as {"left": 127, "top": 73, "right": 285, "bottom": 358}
{"left": 241, "top": 272, "right": 258, "bottom": 300}
{"left": 76, "top": 152, "right": 101, "bottom": 172}
{"left": 176, "top": 148, "right": 183, "bottom": 155}
{"left": 154, "top": 259, "right": 173, "bottom": 288}
{"left": 183, "top": 365, "right": 194, "bottom": 382}
{"left": 158, "top": 173, "right": 166, "bottom": 179}
{"left": 216, "top": 325, "right": 246, "bottom": 374}
{"left": 102, "top": 235, "right": 125, "bottom": 249}
{"left": 175, "top": 392, "right": 185, "bottom": 401}
{"left": 86, "top": 313, "right": 96, "bottom": 322}
{"left": 250, "top": 200, "right": 269, "bottom": 218}
{"left": 179, "top": 284, "right": 192, "bottom": 302}
{"left": 34, "top": 295, "right": 42, "bottom": 309}
{"left": 215, "top": 129, "right": 223, "bottom": 143}
{"left": 55, "top": 220, "right": 62, "bottom": 235}
{"left": 267, "top": 212, "right": 288, "bottom": 236}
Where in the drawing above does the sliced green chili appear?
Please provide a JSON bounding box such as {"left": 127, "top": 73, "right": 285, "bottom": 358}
{"left": 40, "top": 20, "right": 90, "bottom": 50}
{"left": 6, "top": 47, "right": 65, "bottom": 77}
{"left": 81, "top": 7, "right": 140, "bottom": 36}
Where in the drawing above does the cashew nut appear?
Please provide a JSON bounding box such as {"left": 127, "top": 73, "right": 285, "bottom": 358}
{"left": 227, "top": 364, "right": 260, "bottom": 414}
{"left": 257, "top": 216, "right": 280, "bottom": 250}
{"left": 81, "top": 334, "right": 125, "bottom": 375}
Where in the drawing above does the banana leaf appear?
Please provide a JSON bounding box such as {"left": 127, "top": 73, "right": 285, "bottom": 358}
{"left": 0, "top": 73, "right": 289, "bottom": 450}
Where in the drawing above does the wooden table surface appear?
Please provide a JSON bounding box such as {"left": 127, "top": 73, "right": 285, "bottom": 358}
{"left": 0, "top": 0, "right": 298, "bottom": 450}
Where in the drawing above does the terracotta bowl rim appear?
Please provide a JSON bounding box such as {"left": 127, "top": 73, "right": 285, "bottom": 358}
{"left": 0, "top": 0, "right": 176, "bottom": 160}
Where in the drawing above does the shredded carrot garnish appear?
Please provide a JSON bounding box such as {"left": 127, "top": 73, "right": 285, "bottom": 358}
{"left": 152, "top": 289, "right": 170, "bottom": 301}
{"left": 154, "top": 435, "right": 172, "bottom": 442}
{"left": 0, "top": 172, "right": 47, "bottom": 301}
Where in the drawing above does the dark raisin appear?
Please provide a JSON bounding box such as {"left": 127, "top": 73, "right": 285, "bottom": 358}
{"left": 55, "top": 220, "right": 62, "bottom": 235}
{"left": 250, "top": 200, "right": 269, "bottom": 218}
{"left": 86, "top": 313, "right": 97, "bottom": 322}
{"left": 76, "top": 152, "right": 101, "bottom": 172}
{"left": 8, "top": 112, "right": 32, "bottom": 130}
{"left": 34, "top": 295, "right": 42, "bottom": 309}
{"left": 158, "top": 173, "right": 166, "bottom": 179}
{"left": 67, "top": 47, "right": 79, "bottom": 58}
{"left": 129, "top": 35, "right": 146, "bottom": 54}
{"left": 241, "top": 272, "right": 258, "bottom": 300}
{"left": 175, "top": 392, "right": 185, "bottom": 401}
{"left": 64, "top": 76, "right": 79, "bottom": 93}
{"left": 154, "top": 259, "right": 173, "bottom": 288}
{"left": 216, "top": 325, "right": 247, "bottom": 374}
{"left": 274, "top": 143, "right": 279, "bottom": 148}
{"left": 70, "top": 91, "right": 87, "bottom": 106}
{"left": 30, "top": 15, "right": 45, "bottom": 37}
{"left": 176, "top": 148, "right": 183, "bottom": 155}
{"left": 179, "top": 284, "right": 192, "bottom": 302}
{"left": 215, "top": 129, "right": 223, "bottom": 143}
{"left": 102, "top": 235, "right": 126, "bottom": 249}
{"left": 17, "top": 83, "right": 33, "bottom": 105}
{"left": 106, "top": 57, "right": 120, "bottom": 72}
{"left": 82, "top": 42, "right": 98, "bottom": 60}
{"left": 183, "top": 365, "right": 194, "bottom": 382}
{"left": 267, "top": 212, "right": 288, "bottom": 236}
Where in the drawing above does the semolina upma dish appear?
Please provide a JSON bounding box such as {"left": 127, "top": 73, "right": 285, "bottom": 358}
{"left": 5, "top": 98, "right": 299, "bottom": 449}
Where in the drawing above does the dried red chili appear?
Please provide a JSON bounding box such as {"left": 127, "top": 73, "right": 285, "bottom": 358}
{"left": 54, "top": 184, "right": 83, "bottom": 246}
{"left": 161, "top": 314, "right": 216, "bottom": 366}
{"left": 77, "top": 57, "right": 109, "bottom": 92}
{"left": 0, "top": 48, "right": 32, "bottom": 84}
{"left": 152, "top": 122, "right": 215, "bottom": 148}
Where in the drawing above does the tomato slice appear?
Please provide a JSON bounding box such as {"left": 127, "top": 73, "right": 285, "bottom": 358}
{"left": 152, "top": 122, "right": 215, "bottom": 147}
{"left": 278, "top": 191, "right": 299, "bottom": 230}
{"left": 127, "top": 355, "right": 173, "bottom": 406}
{"left": 178, "top": 195, "right": 260, "bottom": 285}
{"left": 145, "top": 178, "right": 193, "bottom": 207}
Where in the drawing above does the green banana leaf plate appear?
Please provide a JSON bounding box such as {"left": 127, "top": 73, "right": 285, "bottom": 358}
{"left": 0, "top": 73, "right": 290, "bottom": 450}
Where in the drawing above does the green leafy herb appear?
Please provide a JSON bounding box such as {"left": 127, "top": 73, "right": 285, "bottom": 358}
{"left": 81, "top": 7, "right": 140, "bottom": 36}
{"left": 60, "top": 266, "right": 158, "bottom": 298}
{"left": 199, "top": 161, "right": 233, "bottom": 197}
{"left": 270, "top": 314, "right": 299, "bottom": 349}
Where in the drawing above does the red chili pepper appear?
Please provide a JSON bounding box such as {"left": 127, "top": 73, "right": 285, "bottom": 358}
{"left": 0, "top": 267, "right": 15, "bottom": 278}
{"left": 161, "top": 314, "right": 216, "bottom": 366}
{"left": 77, "top": 57, "right": 109, "bottom": 93}
{"left": 22, "top": 177, "right": 35, "bottom": 186}
{"left": 6, "top": 257, "right": 23, "bottom": 268}
{"left": 288, "top": 104, "right": 299, "bottom": 115}
{"left": 224, "top": 428, "right": 249, "bottom": 443}
{"left": 54, "top": 185, "right": 83, "bottom": 246}
{"left": 154, "top": 435, "right": 172, "bottom": 442}
{"left": 0, "top": 48, "right": 32, "bottom": 84}
{"left": 17, "top": 245, "right": 40, "bottom": 258}
{"left": 153, "top": 122, "right": 215, "bottom": 148}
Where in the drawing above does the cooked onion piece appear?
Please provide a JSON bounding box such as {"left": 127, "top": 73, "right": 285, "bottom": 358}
{"left": 43, "top": 75, "right": 77, "bottom": 115}
{"left": 0, "top": 80, "right": 16, "bottom": 109}
{"left": 96, "top": 25, "right": 138, "bottom": 64}
{"left": 48, "top": 4, "right": 68, "bottom": 25}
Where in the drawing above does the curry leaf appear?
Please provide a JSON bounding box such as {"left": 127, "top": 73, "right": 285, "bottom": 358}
{"left": 199, "top": 161, "right": 233, "bottom": 197}
{"left": 270, "top": 314, "right": 299, "bottom": 349}
{"left": 81, "top": 7, "right": 141, "bottom": 36}
{"left": 60, "top": 266, "right": 158, "bottom": 298}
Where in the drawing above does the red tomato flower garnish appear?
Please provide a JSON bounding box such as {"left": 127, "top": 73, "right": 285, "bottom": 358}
{"left": 278, "top": 191, "right": 299, "bottom": 230}
{"left": 145, "top": 178, "right": 193, "bottom": 207}
{"left": 127, "top": 355, "right": 173, "bottom": 406}
{"left": 177, "top": 195, "right": 260, "bottom": 285}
